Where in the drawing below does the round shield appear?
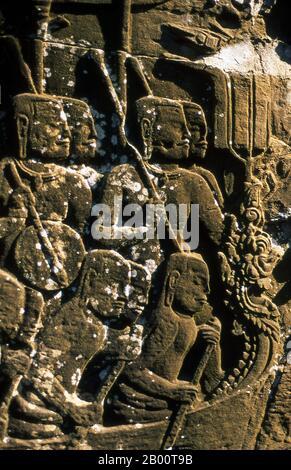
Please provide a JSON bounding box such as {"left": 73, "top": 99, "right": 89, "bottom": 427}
{"left": 14, "top": 222, "right": 85, "bottom": 291}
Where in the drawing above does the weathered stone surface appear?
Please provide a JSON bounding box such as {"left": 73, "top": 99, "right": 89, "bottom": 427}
{"left": 0, "top": 0, "right": 289, "bottom": 450}
{"left": 257, "top": 360, "right": 291, "bottom": 450}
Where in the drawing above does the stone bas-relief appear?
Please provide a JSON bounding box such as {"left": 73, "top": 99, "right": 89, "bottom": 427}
{"left": 0, "top": 0, "right": 290, "bottom": 450}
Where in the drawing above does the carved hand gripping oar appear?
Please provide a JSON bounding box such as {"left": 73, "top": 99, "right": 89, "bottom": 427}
{"left": 161, "top": 343, "right": 215, "bottom": 450}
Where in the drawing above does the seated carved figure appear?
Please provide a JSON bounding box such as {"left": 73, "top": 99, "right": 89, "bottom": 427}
{"left": 0, "top": 93, "right": 92, "bottom": 291}
{"left": 77, "top": 259, "right": 151, "bottom": 409}
{"left": 0, "top": 270, "right": 44, "bottom": 380}
{"left": 6, "top": 251, "right": 149, "bottom": 440}
{"left": 106, "top": 252, "right": 224, "bottom": 425}
{"left": 181, "top": 100, "right": 224, "bottom": 209}
{"left": 95, "top": 97, "right": 224, "bottom": 268}
{"left": 0, "top": 269, "right": 45, "bottom": 441}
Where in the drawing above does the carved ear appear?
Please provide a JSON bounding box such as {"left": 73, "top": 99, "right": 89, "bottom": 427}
{"left": 16, "top": 114, "right": 29, "bottom": 159}
{"left": 169, "top": 270, "right": 180, "bottom": 289}
{"left": 141, "top": 118, "right": 152, "bottom": 141}
{"left": 165, "top": 270, "right": 180, "bottom": 306}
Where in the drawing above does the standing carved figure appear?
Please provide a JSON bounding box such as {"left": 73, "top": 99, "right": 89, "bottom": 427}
{"left": 0, "top": 94, "right": 92, "bottom": 291}
{"left": 94, "top": 97, "right": 224, "bottom": 269}
{"left": 61, "top": 97, "right": 103, "bottom": 191}
{"left": 181, "top": 101, "right": 224, "bottom": 209}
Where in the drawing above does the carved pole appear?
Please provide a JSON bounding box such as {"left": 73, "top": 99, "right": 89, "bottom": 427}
{"left": 161, "top": 344, "right": 215, "bottom": 450}
{"left": 31, "top": 0, "right": 52, "bottom": 94}
{"left": 116, "top": 0, "right": 132, "bottom": 114}
{"left": 122, "top": 0, "right": 132, "bottom": 53}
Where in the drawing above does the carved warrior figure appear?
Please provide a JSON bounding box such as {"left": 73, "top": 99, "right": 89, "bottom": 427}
{"left": 61, "top": 97, "right": 103, "bottom": 191}
{"left": 96, "top": 96, "right": 224, "bottom": 264}
{"left": 79, "top": 259, "right": 151, "bottom": 418}
{"left": 181, "top": 101, "right": 224, "bottom": 209}
{"left": 0, "top": 269, "right": 45, "bottom": 441}
{"left": 137, "top": 96, "right": 224, "bottom": 249}
{"left": 107, "top": 252, "right": 223, "bottom": 425}
{"left": 5, "top": 251, "right": 149, "bottom": 442}
{"left": 61, "top": 98, "right": 97, "bottom": 164}
{"left": 0, "top": 93, "right": 92, "bottom": 291}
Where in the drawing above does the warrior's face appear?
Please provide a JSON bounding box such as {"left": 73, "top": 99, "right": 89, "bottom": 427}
{"left": 85, "top": 265, "right": 129, "bottom": 319}
{"left": 28, "top": 101, "right": 71, "bottom": 161}
{"left": 65, "top": 104, "right": 97, "bottom": 160}
{"left": 130, "top": 282, "right": 149, "bottom": 314}
{"left": 144, "top": 105, "right": 190, "bottom": 162}
{"left": 72, "top": 117, "right": 97, "bottom": 160}
{"left": 128, "top": 277, "right": 150, "bottom": 317}
{"left": 183, "top": 105, "right": 208, "bottom": 160}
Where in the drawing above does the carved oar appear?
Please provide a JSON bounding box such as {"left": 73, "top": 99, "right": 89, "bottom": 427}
{"left": 96, "top": 322, "right": 143, "bottom": 423}
{"left": 161, "top": 343, "right": 215, "bottom": 450}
